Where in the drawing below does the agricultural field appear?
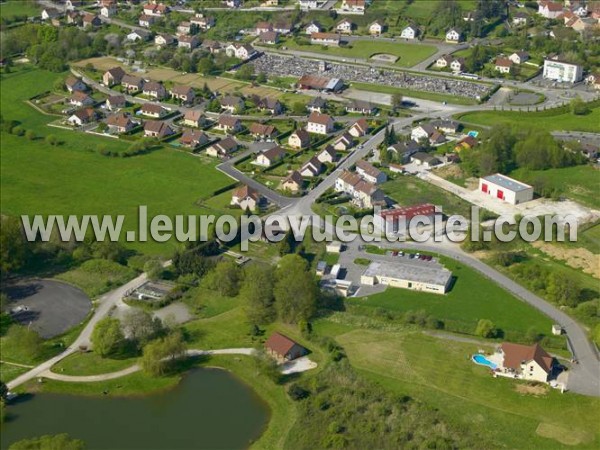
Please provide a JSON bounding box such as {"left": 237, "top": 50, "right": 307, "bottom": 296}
{"left": 0, "top": 0, "right": 39, "bottom": 20}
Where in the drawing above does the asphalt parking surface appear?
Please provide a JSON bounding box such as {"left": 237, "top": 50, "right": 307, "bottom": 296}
{"left": 4, "top": 279, "right": 92, "bottom": 338}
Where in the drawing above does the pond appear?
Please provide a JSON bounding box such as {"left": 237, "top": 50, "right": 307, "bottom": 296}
{"left": 1, "top": 369, "right": 269, "bottom": 449}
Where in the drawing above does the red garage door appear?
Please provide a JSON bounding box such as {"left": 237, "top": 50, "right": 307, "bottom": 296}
{"left": 497, "top": 189, "right": 504, "bottom": 200}
{"left": 482, "top": 183, "right": 488, "bottom": 193}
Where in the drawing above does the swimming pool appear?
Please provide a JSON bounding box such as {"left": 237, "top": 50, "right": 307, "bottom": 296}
{"left": 472, "top": 354, "right": 497, "bottom": 369}
{"left": 467, "top": 131, "right": 479, "bottom": 138}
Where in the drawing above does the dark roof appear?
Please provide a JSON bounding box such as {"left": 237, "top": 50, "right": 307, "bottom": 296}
{"left": 308, "top": 111, "right": 333, "bottom": 126}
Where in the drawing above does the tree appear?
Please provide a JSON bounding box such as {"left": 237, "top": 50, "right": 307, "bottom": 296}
{"left": 256, "top": 72, "right": 267, "bottom": 84}
{"left": 25, "top": 130, "right": 36, "bottom": 140}
{"left": 45, "top": 134, "right": 59, "bottom": 146}
{"left": 475, "top": 319, "right": 497, "bottom": 338}
{"left": 204, "top": 259, "right": 240, "bottom": 296}
{"left": 391, "top": 94, "right": 403, "bottom": 111}
{"left": 196, "top": 57, "right": 215, "bottom": 76}
{"left": 6, "top": 325, "right": 42, "bottom": 360}
{"left": 235, "top": 64, "right": 254, "bottom": 81}
{"left": 143, "top": 259, "right": 163, "bottom": 281}
{"left": 122, "top": 309, "right": 164, "bottom": 349}
{"left": 241, "top": 264, "right": 276, "bottom": 325}
{"left": 274, "top": 254, "right": 317, "bottom": 323}
{"left": 140, "top": 331, "right": 186, "bottom": 376}
{"left": 291, "top": 101, "right": 306, "bottom": 115}
{"left": 91, "top": 317, "right": 124, "bottom": 357}
{"left": 0, "top": 216, "right": 29, "bottom": 275}
{"left": 97, "top": 122, "right": 108, "bottom": 133}
{"left": 0, "top": 380, "right": 8, "bottom": 402}
{"left": 9, "top": 433, "right": 85, "bottom": 450}
{"left": 570, "top": 96, "right": 590, "bottom": 115}
{"left": 278, "top": 229, "right": 296, "bottom": 256}
{"left": 547, "top": 272, "right": 581, "bottom": 307}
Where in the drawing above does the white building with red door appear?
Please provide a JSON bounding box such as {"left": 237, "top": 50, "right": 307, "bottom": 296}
{"left": 479, "top": 174, "right": 533, "bottom": 205}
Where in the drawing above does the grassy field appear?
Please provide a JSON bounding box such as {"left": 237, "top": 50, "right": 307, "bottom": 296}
{"left": 1, "top": 67, "right": 232, "bottom": 256}
{"left": 351, "top": 81, "right": 480, "bottom": 105}
{"left": 56, "top": 259, "right": 137, "bottom": 297}
{"left": 336, "top": 329, "right": 600, "bottom": 449}
{"left": 282, "top": 40, "right": 437, "bottom": 68}
{"left": 0, "top": 363, "right": 29, "bottom": 383}
{"left": 510, "top": 165, "right": 600, "bottom": 210}
{"left": 349, "top": 255, "right": 557, "bottom": 343}
{"left": 52, "top": 351, "right": 138, "bottom": 376}
{"left": 455, "top": 107, "right": 600, "bottom": 133}
{"left": 0, "top": 0, "right": 39, "bottom": 19}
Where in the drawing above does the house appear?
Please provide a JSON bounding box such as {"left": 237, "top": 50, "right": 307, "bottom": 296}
{"left": 298, "top": 0, "right": 320, "bottom": 9}
{"left": 479, "top": 173, "right": 533, "bottom": 205}
{"left": 361, "top": 260, "right": 452, "bottom": 294}
{"left": 65, "top": 0, "right": 83, "bottom": 10}
{"left": 100, "top": 4, "right": 117, "bottom": 17}
{"left": 178, "top": 35, "right": 199, "bottom": 50}
{"left": 281, "top": 171, "right": 303, "bottom": 192}
{"left": 341, "top": 0, "right": 366, "bottom": 12}
{"left": 387, "top": 140, "right": 420, "bottom": 162}
{"left": 494, "top": 57, "right": 513, "bottom": 74}
{"left": 305, "top": 21, "right": 322, "bottom": 35}
{"left": 248, "top": 123, "right": 278, "bottom": 141}
{"left": 584, "top": 72, "right": 600, "bottom": 89}
{"left": 317, "top": 145, "right": 337, "bottom": 164}
{"left": 454, "top": 135, "right": 477, "bottom": 152}
{"left": 356, "top": 160, "right": 387, "bottom": 184}
{"left": 570, "top": 3, "right": 589, "bottom": 17}
{"left": 288, "top": 129, "right": 311, "bottom": 149}
{"left": 69, "top": 91, "right": 94, "bottom": 107}
{"left": 429, "top": 131, "right": 446, "bottom": 145}
{"left": 155, "top": 34, "right": 176, "bottom": 47}
{"left": 82, "top": 13, "right": 102, "bottom": 28}
{"left": 445, "top": 28, "right": 462, "bottom": 43}
{"left": 509, "top": 51, "right": 529, "bottom": 65}
{"left": 401, "top": 25, "right": 418, "bottom": 39}
{"left": 106, "top": 95, "right": 126, "bottom": 111}
{"left": 349, "top": 118, "right": 369, "bottom": 137}
{"left": 450, "top": 57, "right": 465, "bottom": 73}
{"left": 231, "top": 185, "right": 262, "bottom": 211}
{"left": 512, "top": 11, "right": 529, "bottom": 25}
{"left": 225, "top": 43, "right": 257, "bottom": 60}
{"left": 297, "top": 75, "right": 344, "bottom": 92}
{"left": 201, "top": 40, "right": 222, "bottom": 54}
{"left": 103, "top": 67, "right": 126, "bottom": 87}
{"left": 138, "top": 14, "right": 155, "bottom": 27}
{"left": 143, "top": 120, "right": 174, "bottom": 139}
{"left": 435, "top": 54, "right": 453, "bottom": 68}
{"left": 68, "top": 108, "right": 96, "bottom": 126}
{"left": 307, "top": 112, "right": 334, "bottom": 135}
{"left": 170, "top": 85, "right": 195, "bottom": 104}
{"left": 141, "top": 103, "right": 167, "bottom": 118}
{"left": 299, "top": 156, "right": 323, "bottom": 177}
{"left": 273, "top": 21, "right": 293, "bottom": 34}
{"left": 374, "top": 203, "right": 436, "bottom": 234}
{"left": 254, "top": 146, "right": 287, "bottom": 167}
{"left": 543, "top": 58, "right": 583, "bottom": 83}
{"left": 143, "top": 81, "right": 167, "bottom": 100}
{"left": 220, "top": 96, "right": 244, "bottom": 113}
{"left": 256, "top": 21, "right": 273, "bottom": 35}
{"left": 411, "top": 123, "right": 436, "bottom": 142}
{"left": 191, "top": 13, "right": 215, "bottom": 30}
{"left": 66, "top": 11, "right": 81, "bottom": 25}
{"left": 369, "top": 20, "right": 384, "bottom": 36}
{"left": 65, "top": 76, "right": 87, "bottom": 93}
{"left": 496, "top": 343, "right": 555, "bottom": 383}
{"left": 538, "top": 1, "right": 564, "bottom": 19}
{"left": 345, "top": 100, "right": 376, "bottom": 115}
{"left": 215, "top": 115, "right": 243, "bottom": 133}
{"left": 126, "top": 30, "right": 151, "bottom": 42}
{"left": 122, "top": 74, "right": 145, "bottom": 93}
{"left": 307, "top": 97, "right": 327, "bottom": 113}
{"left": 41, "top": 8, "right": 61, "bottom": 21}
{"left": 310, "top": 32, "right": 341, "bottom": 46}
{"left": 180, "top": 129, "right": 210, "bottom": 149}
{"left": 259, "top": 31, "right": 280, "bottom": 45}
{"left": 106, "top": 113, "right": 135, "bottom": 134}
{"left": 206, "top": 136, "right": 238, "bottom": 157}
{"left": 224, "top": 0, "right": 242, "bottom": 7}
{"left": 336, "top": 19, "right": 354, "bottom": 34}
{"left": 335, "top": 170, "right": 385, "bottom": 209}
{"left": 410, "top": 152, "right": 441, "bottom": 168}
{"left": 430, "top": 119, "right": 460, "bottom": 134}
{"left": 265, "top": 332, "right": 308, "bottom": 363}
{"left": 183, "top": 110, "right": 207, "bottom": 128}
{"left": 333, "top": 133, "right": 354, "bottom": 151}
{"left": 257, "top": 98, "right": 283, "bottom": 115}
{"left": 143, "top": 3, "right": 169, "bottom": 16}
{"left": 177, "top": 21, "right": 192, "bottom": 35}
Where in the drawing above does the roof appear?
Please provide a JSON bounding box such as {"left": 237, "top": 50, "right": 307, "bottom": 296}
{"left": 141, "top": 103, "right": 165, "bottom": 114}
{"left": 290, "top": 129, "right": 310, "bottom": 143}
{"left": 378, "top": 204, "right": 436, "bottom": 221}
{"left": 319, "top": 145, "right": 336, "bottom": 158}
{"left": 308, "top": 97, "right": 327, "bottom": 107}
{"left": 105, "top": 66, "right": 125, "bottom": 78}
{"left": 65, "top": 76, "right": 83, "bottom": 87}
{"left": 500, "top": 343, "right": 553, "bottom": 373}
{"left": 265, "top": 332, "right": 304, "bottom": 357}
{"left": 218, "top": 115, "right": 241, "bottom": 127}
{"left": 339, "top": 170, "right": 363, "bottom": 187}
{"left": 495, "top": 57, "right": 513, "bottom": 67}
{"left": 180, "top": 129, "right": 207, "bottom": 144}
{"left": 363, "top": 260, "right": 452, "bottom": 287}
{"left": 216, "top": 136, "right": 237, "bottom": 151}
{"left": 311, "top": 32, "right": 341, "bottom": 41}
{"left": 143, "top": 81, "right": 165, "bottom": 92}
{"left": 308, "top": 111, "right": 333, "bottom": 126}
{"left": 107, "top": 95, "right": 126, "bottom": 105}
{"left": 298, "top": 75, "right": 342, "bottom": 91}
{"left": 431, "top": 119, "right": 459, "bottom": 130}
{"left": 481, "top": 173, "right": 532, "bottom": 192}
{"left": 351, "top": 118, "right": 368, "bottom": 133}
{"left": 356, "top": 160, "right": 382, "bottom": 178}
{"left": 233, "top": 184, "right": 260, "bottom": 200}
{"left": 301, "top": 156, "right": 323, "bottom": 174}
{"left": 107, "top": 112, "right": 132, "bottom": 128}
{"left": 70, "top": 91, "right": 91, "bottom": 102}
{"left": 260, "top": 145, "right": 286, "bottom": 161}
{"left": 412, "top": 152, "right": 440, "bottom": 163}
{"left": 221, "top": 95, "right": 243, "bottom": 107}
{"left": 347, "top": 99, "right": 374, "bottom": 111}
{"left": 184, "top": 110, "right": 204, "bottom": 122}
{"left": 170, "top": 85, "right": 194, "bottom": 95}
{"left": 416, "top": 123, "right": 436, "bottom": 135}
{"left": 438, "top": 54, "right": 454, "bottom": 63}
{"left": 144, "top": 120, "right": 171, "bottom": 135}
{"left": 72, "top": 108, "right": 95, "bottom": 121}
{"left": 284, "top": 170, "right": 303, "bottom": 186}
{"left": 542, "top": 1, "right": 564, "bottom": 12}
{"left": 260, "top": 31, "right": 279, "bottom": 42}
{"left": 122, "top": 74, "right": 144, "bottom": 86}
{"left": 249, "top": 122, "right": 277, "bottom": 136}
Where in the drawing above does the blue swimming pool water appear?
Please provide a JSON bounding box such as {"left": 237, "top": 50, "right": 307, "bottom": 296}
{"left": 468, "top": 131, "right": 479, "bottom": 138}
{"left": 472, "top": 354, "right": 497, "bottom": 369}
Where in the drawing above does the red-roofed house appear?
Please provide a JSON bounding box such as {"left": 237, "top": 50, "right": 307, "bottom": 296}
{"left": 496, "top": 342, "right": 555, "bottom": 383}
{"left": 264, "top": 332, "right": 308, "bottom": 362}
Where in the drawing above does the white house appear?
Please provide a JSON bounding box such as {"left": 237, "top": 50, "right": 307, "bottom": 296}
{"left": 543, "top": 58, "right": 583, "bottom": 83}
{"left": 445, "top": 28, "right": 462, "bottom": 43}
{"left": 538, "top": 1, "right": 564, "bottom": 19}
{"left": 435, "top": 55, "right": 453, "bottom": 68}
{"left": 307, "top": 112, "right": 334, "bottom": 135}
{"left": 226, "top": 43, "right": 257, "bottom": 60}
{"left": 341, "top": 0, "right": 365, "bottom": 12}
{"left": 369, "top": 21, "right": 384, "bottom": 36}
{"left": 254, "top": 146, "right": 286, "bottom": 167}
{"left": 400, "top": 25, "right": 417, "bottom": 40}
{"left": 305, "top": 21, "right": 322, "bottom": 35}
{"left": 479, "top": 173, "right": 534, "bottom": 205}
{"left": 100, "top": 4, "right": 116, "bottom": 17}
{"left": 509, "top": 51, "right": 529, "bottom": 65}
{"left": 299, "top": 157, "right": 323, "bottom": 177}
{"left": 355, "top": 160, "right": 387, "bottom": 184}
{"left": 450, "top": 58, "right": 465, "bottom": 73}
{"left": 495, "top": 342, "right": 555, "bottom": 383}
{"left": 411, "top": 123, "right": 436, "bottom": 141}
{"left": 336, "top": 19, "right": 354, "bottom": 34}
{"left": 494, "top": 58, "right": 513, "bottom": 74}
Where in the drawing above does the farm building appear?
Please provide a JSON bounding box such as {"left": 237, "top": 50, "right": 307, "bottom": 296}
{"left": 360, "top": 260, "right": 452, "bottom": 294}
{"left": 265, "top": 332, "right": 308, "bottom": 362}
{"left": 374, "top": 204, "right": 437, "bottom": 233}
{"left": 479, "top": 174, "right": 534, "bottom": 205}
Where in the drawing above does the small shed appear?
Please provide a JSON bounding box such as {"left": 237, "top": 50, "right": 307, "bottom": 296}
{"left": 316, "top": 261, "right": 327, "bottom": 276}
{"left": 552, "top": 324, "right": 563, "bottom": 336}
{"left": 265, "top": 332, "right": 308, "bottom": 363}
{"left": 326, "top": 241, "right": 343, "bottom": 253}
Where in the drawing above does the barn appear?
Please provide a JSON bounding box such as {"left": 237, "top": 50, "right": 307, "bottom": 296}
{"left": 479, "top": 174, "right": 534, "bottom": 205}
{"left": 265, "top": 332, "right": 308, "bottom": 362}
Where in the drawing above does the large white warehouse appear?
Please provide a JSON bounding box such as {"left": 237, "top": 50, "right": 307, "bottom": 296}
{"left": 479, "top": 174, "right": 534, "bottom": 205}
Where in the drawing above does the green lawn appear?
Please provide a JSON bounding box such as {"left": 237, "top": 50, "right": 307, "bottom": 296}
{"left": 0, "top": 0, "right": 39, "bottom": 19}
{"left": 337, "top": 330, "right": 600, "bottom": 449}
{"left": 283, "top": 40, "right": 437, "bottom": 68}
{"left": 455, "top": 107, "right": 600, "bottom": 133}
{"left": 56, "top": 259, "right": 137, "bottom": 298}
{"left": 1, "top": 67, "right": 232, "bottom": 256}
{"left": 0, "top": 363, "right": 29, "bottom": 383}
{"left": 351, "top": 82, "right": 480, "bottom": 105}
{"left": 52, "top": 351, "right": 138, "bottom": 376}
{"left": 349, "top": 255, "right": 558, "bottom": 344}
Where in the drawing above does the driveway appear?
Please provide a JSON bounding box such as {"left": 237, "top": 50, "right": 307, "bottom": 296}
{"left": 281, "top": 356, "right": 317, "bottom": 375}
